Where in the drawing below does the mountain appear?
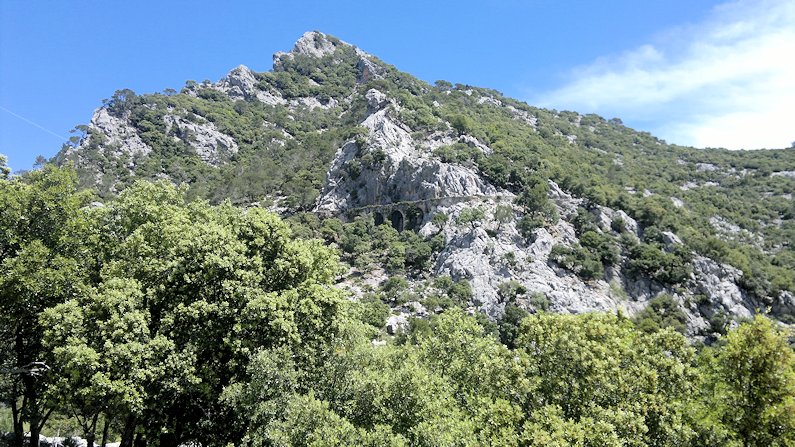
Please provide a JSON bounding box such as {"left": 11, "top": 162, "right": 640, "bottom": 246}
{"left": 55, "top": 31, "right": 795, "bottom": 337}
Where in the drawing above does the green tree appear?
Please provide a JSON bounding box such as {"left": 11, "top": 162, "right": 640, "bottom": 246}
{"left": 18, "top": 179, "right": 349, "bottom": 446}
{"left": 456, "top": 207, "right": 485, "bottom": 230}
{"left": 633, "top": 294, "right": 687, "bottom": 334}
{"left": 265, "top": 393, "right": 408, "bottom": 447}
{"left": 449, "top": 114, "right": 474, "bottom": 135}
{"left": 417, "top": 310, "right": 525, "bottom": 407}
{"left": 0, "top": 166, "right": 91, "bottom": 447}
{"left": 699, "top": 316, "right": 795, "bottom": 447}
{"left": 579, "top": 230, "right": 619, "bottom": 266}
{"left": 40, "top": 279, "right": 179, "bottom": 447}
{"left": 497, "top": 280, "right": 526, "bottom": 303}
{"left": 0, "top": 153, "right": 9, "bottom": 179}
{"left": 494, "top": 204, "right": 514, "bottom": 231}
{"left": 498, "top": 304, "right": 530, "bottom": 349}
{"left": 516, "top": 313, "right": 697, "bottom": 446}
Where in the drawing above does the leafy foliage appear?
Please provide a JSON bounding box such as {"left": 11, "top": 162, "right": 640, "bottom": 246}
{"left": 1, "top": 168, "right": 347, "bottom": 446}
{"left": 1, "top": 168, "right": 794, "bottom": 446}
{"left": 633, "top": 294, "right": 688, "bottom": 334}
{"left": 0, "top": 154, "right": 9, "bottom": 179}
{"left": 693, "top": 316, "right": 795, "bottom": 446}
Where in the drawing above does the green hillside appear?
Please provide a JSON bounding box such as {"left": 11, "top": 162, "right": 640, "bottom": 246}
{"left": 55, "top": 33, "right": 795, "bottom": 315}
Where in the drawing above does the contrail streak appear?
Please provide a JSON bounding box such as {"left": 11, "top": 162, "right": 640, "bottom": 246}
{"left": 0, "top": 105, "right": 68, "bottom": 142}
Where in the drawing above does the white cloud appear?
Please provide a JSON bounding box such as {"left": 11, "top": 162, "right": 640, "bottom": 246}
{"left": 534, "top": 0, "right": 795, "bottom": 149}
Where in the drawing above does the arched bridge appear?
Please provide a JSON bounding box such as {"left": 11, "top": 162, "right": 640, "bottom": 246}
{"left": 339, "top": 194, "right": 512, "bottom": 232}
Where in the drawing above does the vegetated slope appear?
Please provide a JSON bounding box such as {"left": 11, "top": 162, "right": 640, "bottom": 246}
{"left": 55, "top": 31, "right": 795, "bottom": 336}
{"left": 3, "top": 169, "right": 792, "bottom": 446}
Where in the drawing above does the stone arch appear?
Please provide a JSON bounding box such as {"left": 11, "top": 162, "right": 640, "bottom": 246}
{"left": 390, "top": 210, "right": 405, "bottom": 232}
{"left": 374, "top": 211, "right": 385, "bottom": 226}
{"left": 405, "top": 206, "right": 425, "bottom": 231}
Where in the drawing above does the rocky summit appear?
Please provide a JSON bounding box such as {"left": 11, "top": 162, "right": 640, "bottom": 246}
{"left": 56, "top": 31, "right": 795, "bottom": 338}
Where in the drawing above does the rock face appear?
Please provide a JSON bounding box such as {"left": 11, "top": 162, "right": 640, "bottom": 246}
{"left": 290, "top": 31, "right": 339, "bottom": 58}
{"left": 432, "top": 200, "right": 620, "bottom": 319}
{"left": 214, "top": 65, "right": 285, "bottom": 105}
{"left": 163, "top": 114, "right": 239, "bottom": 166}
{"left": 315, "top": 88, "right": 499, "bottom": 213}
{"left": 88, "top": 108, "right": 152, "bottom": 157}
{"left": 691, "top": 256, "right": 755, "bottom": 318}
{"left": 414, "top": 187, "right": 763, "bottom": 336}
{"left": 386, "top": 314, "right": 409, "bottom": 335}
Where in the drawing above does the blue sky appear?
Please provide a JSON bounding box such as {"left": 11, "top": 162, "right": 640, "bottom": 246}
{"left": 1, "top": 0, "right": 792, "bottom": 171}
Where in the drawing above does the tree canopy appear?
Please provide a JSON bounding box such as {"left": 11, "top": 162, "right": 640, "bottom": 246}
{"left": 1, "top": 166, "right": 793, "bottom": 447}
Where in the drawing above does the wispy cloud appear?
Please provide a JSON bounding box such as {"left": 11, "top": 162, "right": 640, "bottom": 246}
{"left": 534, "top": 0, "right": 795, "bottom": 149}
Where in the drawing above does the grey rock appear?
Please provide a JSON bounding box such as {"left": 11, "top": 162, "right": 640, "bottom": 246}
{"left": 386, "top": 314, "right": 408, "bottom": 335}
{"left": 458, "top": 134, "right": 492, "bottom": 155}
{"left": 357, "top": 49, "right": 385, "bottom": 82}
{"left": 547, "top": 180, "right": 582, "bottom": 220}
{"left": 366, "top": 88, "right": 388, "bottom": 111}
{"left": 88, "top": 108, "right": 151, "bottom": 157}
{"left": 773, "top": 291, "right": 795, "bottom": 316}
{"left": 292, "top": 31, "right": 339, "bottom": 58}
{"left": 661, "top": 231, "right": 683, "bottom": 248}
{"left": 164, "top": 114, "right": 238, "bottom": 166}
{"left": 315, "top": 90, "right": 499, "bottom": 213}
{"left": 691, "top": 256, "right": 754, "bottom": 319}
{"left": 433, "top": 200, "right": 619, "bottom": 319}
{"left": 214, "top": 65, "right": 286, "bottom": 105}
{"left": 696, "top": 162, "right": 718, "bottom": 172}
{"left": 403, "top": 301, "right": 428, "bottom": 317}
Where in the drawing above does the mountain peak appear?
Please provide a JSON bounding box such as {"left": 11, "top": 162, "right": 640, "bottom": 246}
{"left": 273, "top": 31, "right": 349, "bottom": 67}
{"left": 293, "top": 31, "right": 344, "bottom": 57}
{"left": 272, "top": 31, "right": 382, "bottom": 81}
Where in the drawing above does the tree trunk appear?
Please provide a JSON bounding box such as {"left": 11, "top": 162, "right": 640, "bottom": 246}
{"left": 10, "top": 391, "right": 23, "bottom": 447}
{"left": 119, "top": 414, "right": 136, "bottom": 447}
{"left": 133, "top": 432, "right": 146, "bottom": 447}
{"left": 24, "top": 376, "right": 40, "bottom": 447}
{"left": 37, "top": 407, "right": 54, "bottom": 439}
{"left": 85, "top": 413, "right": 100, "bottom": 447}
{"left": 11, "top": 332, "right": 25, "bottom": 447}
{"left": 29, "top": 412, "right": 41, "bottom": 447}
{"left": 100, "top": 415, "right": 111, "bottom": 447}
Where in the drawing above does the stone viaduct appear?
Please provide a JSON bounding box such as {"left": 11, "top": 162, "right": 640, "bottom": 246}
{"left": 339, "top": 194, "right": 512, "bottom": 232}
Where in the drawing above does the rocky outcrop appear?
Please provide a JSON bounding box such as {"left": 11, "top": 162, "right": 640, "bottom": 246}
{"left": 307, "top": 82, "right": 766, "bottom": 335}
{"left": 274, "top": 31, "right": 352, "bottom": 69}
{"left": 691, "top": 256, "right": 755, "bottom": 319}
{"left": 386, "top": 314, "right": 409, "bottom": 335}
{"left": 214, "top": 65, "right": 286, "bottom": 105}
{"left": 774, "top": 291, "right": 795, "bottom": 316}
{"left": 64, "top": 31, "right": 389, "bottom": 183}
{"left": 432, "top": 199, "right": 621, "bottom": 319}
{"left": 316, "top": 89, "right": 499, "bottom": 213}
{"left": 164, "top": 114, "right": 238, "bottom": 166}
{"left": 419, "top": 194, "right": 766, "bottom": 336}
{"left": 356, "top": 48, "right": 385, "bottom": 82}
{"left": 772, "top": 170, "right": 795, "bottom": 178}
{"left": 291, "top": 31, "right": 339, "bottom": 58}
{"left": 87, "top": 108, "right": 151, "bottom": 157}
